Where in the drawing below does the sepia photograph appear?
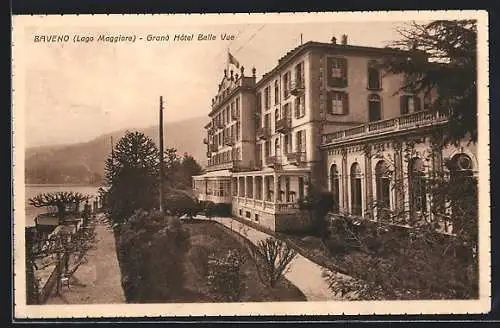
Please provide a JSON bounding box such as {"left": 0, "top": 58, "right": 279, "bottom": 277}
{"left": 12, "top": 11, "right": 490, "bottom": 318}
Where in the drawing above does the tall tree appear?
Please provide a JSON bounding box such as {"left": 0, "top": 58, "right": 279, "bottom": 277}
{"left": 383, "top": 20, "right": 477, "bottom": 144}
{"left": 104, "top": 131, "right": 160, "bottom": 223}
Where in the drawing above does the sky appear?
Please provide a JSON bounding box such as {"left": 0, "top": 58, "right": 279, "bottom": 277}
{"left": 20, "top": 16, "right": 423, "bottom": 147}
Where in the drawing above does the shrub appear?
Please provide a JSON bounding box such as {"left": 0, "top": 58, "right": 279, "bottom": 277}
{"left": 323, "top": 270, "right": 386, "bottom": 300}
{"left": 246, "top": 237, "right": 297, "bottom": 287}
{"left": 187, "top": 246, "right": 210, "bottom": 277}
{"left": 298, "top": 185, "right": 334, "bottom": 236}
{"left": 116, "top": 210, "right": 191, "bottom": 302}
{"left": 164, "top": 190, "right": 201, "bottom": 218}
{"left": 206, "top": 249, "right": 246, "bottom": 302}
{"left": 323, "top": 214, "right": 478, "bottom": 299}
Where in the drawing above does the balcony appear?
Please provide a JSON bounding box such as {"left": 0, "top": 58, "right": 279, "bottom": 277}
{"left": 203, "top": 138, "right": 209, "bottom": 145}
{"left": 256, "top": 126, "right": 271, "bottom": 140}
{"left": 209, "top": 143, "right": 218, "bottom": 152}
{"left": 322, "top": 110, "right": 449, "bottom": 146}
{"left": 224, "top": 135, "right": 236, "bottom": 146}
{"left": 206, "top": 160, "right": 245, "bottom": 172}
{"left": 265, "top": 155, "right": 281, "bottom": 168}
{"left": 290, "top": 80, "right": 305, "bottom": 96}
{"left": 286, "top": 151, "right": 306, "bottom": 166}
{"left": 275, "top": 117, "right": 292, "bottom": 133}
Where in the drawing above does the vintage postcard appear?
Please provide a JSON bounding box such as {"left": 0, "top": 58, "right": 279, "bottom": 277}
{"left": 12, "top": 11, "right": 490, "bottom": 318}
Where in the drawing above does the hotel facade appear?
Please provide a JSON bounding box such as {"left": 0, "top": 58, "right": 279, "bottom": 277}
{"left": 192, "top": 36, "right": 477, "bottom": 233}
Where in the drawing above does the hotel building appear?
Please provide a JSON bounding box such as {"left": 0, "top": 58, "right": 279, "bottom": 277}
{"left": 193, "top": 36, "right": 477, "bottom": 233}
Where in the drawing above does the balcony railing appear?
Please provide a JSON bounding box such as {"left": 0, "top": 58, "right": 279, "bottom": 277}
{"left": 233, "top": 196, "right": 300, "bottom": 214}
{"left": 290, "top": 79, "right": 305, "bottom": 96}
{"left": 286, "top": 151, "right": 306, "bottom": 165}
{"left": 265, "top": 155, "right": 281, "bottom": 168}
{"left": 206, "top": 160, "right": 243, "bottom": 172}
{"left": 224, "top": 135, "right": 236, "bottom": 146}
{"left": 256, "top": 126, "right": 271, "bottom": 140}
{"left": 275, "top": 117, "right": 292, "bottom": 133}
{"left": 322, "top": 110, "right": 448, "bottom": 145}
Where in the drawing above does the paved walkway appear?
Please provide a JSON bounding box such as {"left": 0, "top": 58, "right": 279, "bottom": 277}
{"left": 194, "top": 215, "right": 346, "bottom": 301}
{"left": 47, "top": 214, "right": 125, "bottom": 304}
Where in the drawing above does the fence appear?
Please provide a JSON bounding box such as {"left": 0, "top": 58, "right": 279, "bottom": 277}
{"left": 36, "top": 253, "right": 68, "bottom": 304}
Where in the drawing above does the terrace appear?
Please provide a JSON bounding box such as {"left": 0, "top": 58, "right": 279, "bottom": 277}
{"left": 322, "top": 110, "right": 448, "bottom": 146}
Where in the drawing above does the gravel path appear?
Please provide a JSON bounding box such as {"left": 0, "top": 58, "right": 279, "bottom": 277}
{"left": 46, "top": 214, "right": 125, "bottom": 304}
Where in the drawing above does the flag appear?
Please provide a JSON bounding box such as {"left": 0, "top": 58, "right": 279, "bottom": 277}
{"left": 228, "top": 51, "right": 240, "bottom": 68}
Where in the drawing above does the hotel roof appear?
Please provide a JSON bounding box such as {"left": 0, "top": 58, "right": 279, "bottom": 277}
{"left": 256, "top": 41, "right": 418, "bottom": 87}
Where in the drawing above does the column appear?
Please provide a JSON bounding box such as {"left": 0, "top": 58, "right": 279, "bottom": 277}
{"left": 262, "top": 175, "right": 266, "bottom": 201}
{"left": 364, "top": 145, "right": 373, "bottom": 219}
{"left": 393, "top": 141, "right": 404, "bottom": 215}
{"left": 253, "top": 176, "right": 257, "bottom": 201}
{"left": 273, "top": 174, "right": 279, "bottom": 203}
{"left": 341, "top": 148, "right": 349, "bottom": 210}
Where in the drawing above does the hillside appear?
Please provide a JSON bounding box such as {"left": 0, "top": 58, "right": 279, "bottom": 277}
{"left": 25, "top": 116, "right": 207, "bottom": 185}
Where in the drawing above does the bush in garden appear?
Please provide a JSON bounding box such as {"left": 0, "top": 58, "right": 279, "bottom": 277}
{"left": 206, "top": 249, "right": 246, "bottom": 302}
{"left": 187, "top": 245, "right": 210, "bottom": 277}
{"left": 164, "top": 190, "right": 201, "bottom": 218}
{"left": 246, "top": 237, "right": 297, "bottom": 287}
{"left": 117, "top": 210, "right": 191, "bottom": 302}
{"left": 323, "top": 213, "right": 478, "bottom": 299}
{"left": 323, "top": 270, "right": 386, "bottom": 300}
{"left": 298, "top": 184, "right": 334, "bottom": 236}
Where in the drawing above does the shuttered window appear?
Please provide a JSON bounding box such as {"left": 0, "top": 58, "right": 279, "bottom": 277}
{"left": 327, "top": 91, "right": 349, "bottom": 114}
{"left": 400, "top": 95, "right": 422, "bottom": 115}
{"left": 327, "top": 57, "right": 348, "bottom": 87}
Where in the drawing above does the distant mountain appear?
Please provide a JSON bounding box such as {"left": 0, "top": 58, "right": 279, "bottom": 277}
{"left": 25, "top": 116, "right": 208, "bottom": 185}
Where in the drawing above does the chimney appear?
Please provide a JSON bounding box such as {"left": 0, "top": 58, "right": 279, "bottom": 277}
{"left": 331, "top": 36, "right": 337, "bottom": 44}
{"left": 341, "top": 34, "right": 348, "bottom": 45}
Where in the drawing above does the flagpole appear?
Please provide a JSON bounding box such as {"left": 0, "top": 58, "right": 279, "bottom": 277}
{"left": 227, "top": 47, "right": 230, "bottom": 73}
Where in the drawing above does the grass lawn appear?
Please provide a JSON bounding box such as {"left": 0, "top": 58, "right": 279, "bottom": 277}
{"left": 179, "top": 221, "right": 307, "bottom": 302}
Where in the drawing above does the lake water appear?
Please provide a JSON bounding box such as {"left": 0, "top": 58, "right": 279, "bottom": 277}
{"left": 23, "top": 185, "right": 102, "bottom": 227}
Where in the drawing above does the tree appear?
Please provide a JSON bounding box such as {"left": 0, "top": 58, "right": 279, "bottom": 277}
{"left": 383, "top": 20, "right": 477, "bottom": 144}
{"left": 29, "top": 192, "right": 89, "bottom": 218}
{"left": 104, "top": 131, "right": 160, "bottom": 223}
{"left": 298, "top": 183, "right": 335, "bottom": 236}
{"left": 246, "top": 237, "right": 297, "bottom": 288}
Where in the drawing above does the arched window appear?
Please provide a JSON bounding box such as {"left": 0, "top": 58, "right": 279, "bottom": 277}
{"left": 350, "top": 163, "right": 362, "bottom": 216}
{"left": 449, "top": 153, "right": 476, "bottom": 233}
{"left": 408, "top": 157, "right": 427, "bottom": 216}
{"left": 330, "top": 164, "right": 340, "bottom": 213}
{"left": 368, "top": 94, "right": 381, "bottom": 122}
{"left": 450, "top": 153, "right": 473, "bottom": 177}
{"left": 368, "top": 61, "right": 381, "bottom": 90}
{"left": 274, "top": 138, "right": 280, "bottom": 157}
{"left": 375, "top": 160, "right": 391, "bottom": 220}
